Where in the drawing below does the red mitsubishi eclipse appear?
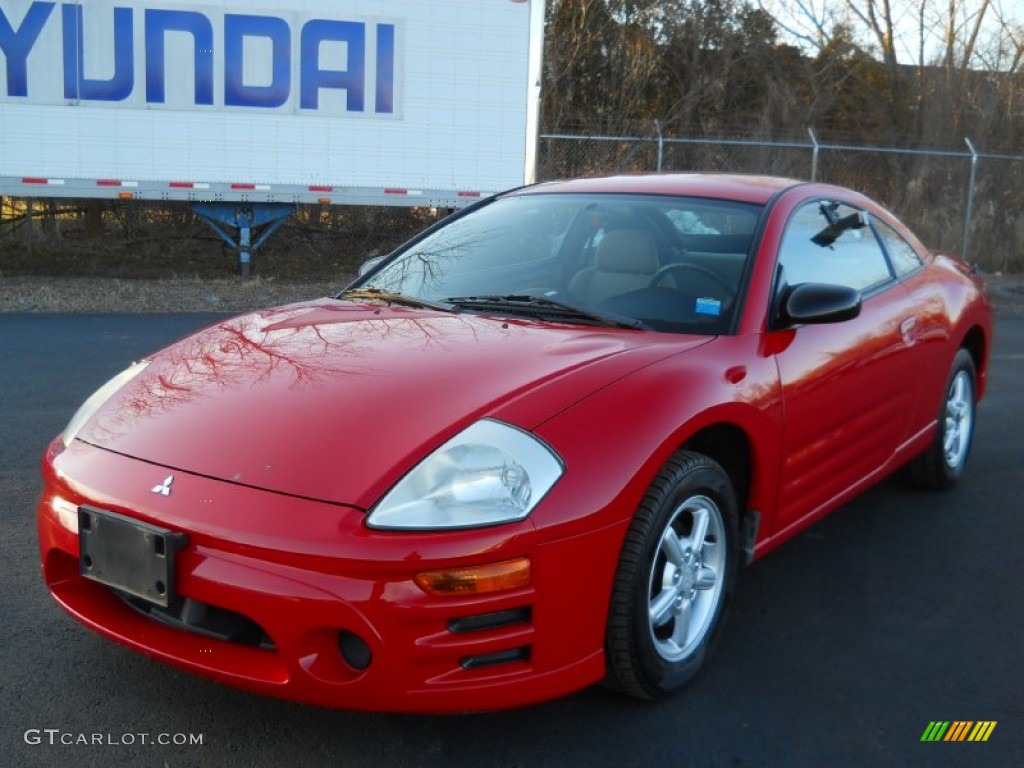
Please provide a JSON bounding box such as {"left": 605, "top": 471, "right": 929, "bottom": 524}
{"left": 38, "top": 175, "right": 992, "bottom": 712}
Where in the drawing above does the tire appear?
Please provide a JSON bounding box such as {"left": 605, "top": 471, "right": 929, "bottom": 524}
{"left": 605, "top": 451, "right": 740, "bottom": 699}
{"left": 903, "top": 348, "right": 977, "bottom": 490}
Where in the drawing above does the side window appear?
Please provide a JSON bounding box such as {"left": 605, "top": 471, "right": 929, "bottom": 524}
{"left": 874, "top": 218, "right": 924, "bottom": 276}
{"left": 778, "top": 201, "right": 893, "bottom": 291}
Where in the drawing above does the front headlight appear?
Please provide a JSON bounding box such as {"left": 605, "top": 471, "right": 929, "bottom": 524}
{"left": 366, "top": 419, "right": 563, "bottom": 530}
{"left": 62, "top": 360, "right": 150, "bottom": 447}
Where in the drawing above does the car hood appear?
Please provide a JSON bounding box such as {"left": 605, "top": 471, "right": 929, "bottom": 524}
{"left": 78, "top": 299, "right": 709, "bottom": 507}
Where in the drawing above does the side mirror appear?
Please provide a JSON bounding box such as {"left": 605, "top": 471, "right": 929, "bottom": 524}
{"left": 779, "top": 283, "right": 862, "bottom": 326}
{"left": 357, "top": 255, "right": 386, "bottom": 277}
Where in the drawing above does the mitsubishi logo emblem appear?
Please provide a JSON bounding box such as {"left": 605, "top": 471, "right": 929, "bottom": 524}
{"left": 151, "top": 475, "right": 174, "bottom": 496}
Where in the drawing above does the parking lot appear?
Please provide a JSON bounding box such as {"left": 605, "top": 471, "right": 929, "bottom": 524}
{"left": 1, "top": 310, "right": 1021, "bottom": 768}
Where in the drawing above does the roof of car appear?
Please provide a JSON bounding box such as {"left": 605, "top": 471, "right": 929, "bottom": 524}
{"left": 514, "top": 173, "right": 803, "bottom": 205}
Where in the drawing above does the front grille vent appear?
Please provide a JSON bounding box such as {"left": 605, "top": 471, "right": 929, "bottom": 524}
{"left": 117, "top": 591, "right": 276, "bottom": 650}
{"left": 447, "top": 606, "right": 531, "bottom": 634}
{"left": 460, "top": 646, "right": 530, "bottom": 670}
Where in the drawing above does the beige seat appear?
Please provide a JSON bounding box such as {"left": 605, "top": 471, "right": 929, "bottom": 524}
{"left": 568, "top": 229, "right": 660, "bottom": 305}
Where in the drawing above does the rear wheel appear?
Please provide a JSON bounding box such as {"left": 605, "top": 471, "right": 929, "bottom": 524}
{"left": 605, "top": 451, "right": 739, "bottom": 699}
{"left": 904, "top": 348, "right": 977, "bottom": 490}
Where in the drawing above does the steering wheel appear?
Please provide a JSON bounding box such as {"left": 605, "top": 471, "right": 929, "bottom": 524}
{"left": 648, "top": 262, "right": 735, "bottom": 294}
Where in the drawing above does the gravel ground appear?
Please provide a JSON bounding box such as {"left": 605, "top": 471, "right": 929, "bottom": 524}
{"left": 0, "top": 272, "right": 1020, "bottom": 314}
{"left": 0, "top": 275, "right": 349, "bottom": 313}
{"left": 987, "top": 273, "right": 1024, "bottom": 313}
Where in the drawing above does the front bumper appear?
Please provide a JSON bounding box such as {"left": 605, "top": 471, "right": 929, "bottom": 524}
{"left": 37, "top": 439, "right": 625, "bottom": 712}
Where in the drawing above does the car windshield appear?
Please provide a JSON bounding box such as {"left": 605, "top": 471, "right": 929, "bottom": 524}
{"left": 351, "top": 193, "right": 763, "bottom": 334}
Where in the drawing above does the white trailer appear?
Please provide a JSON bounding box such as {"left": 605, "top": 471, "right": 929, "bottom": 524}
{"left": 0, "top": 0, "right": 544, "bottom": 272}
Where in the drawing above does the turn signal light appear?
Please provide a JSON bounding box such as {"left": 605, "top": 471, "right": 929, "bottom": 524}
{"left": 414, "top": 558, "right": 531, "bottom": 595}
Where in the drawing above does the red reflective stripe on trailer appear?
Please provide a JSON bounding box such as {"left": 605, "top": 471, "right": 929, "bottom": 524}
{"left": 22, "top": 177, "right": 48, "bottom": 184}
{"left": 96, "top": 180, "right": 123, "bottom": 186}
{"left": 231, "top": 183, "right": 256, "bottom": 190}
{"left": 169, "top": 182, "right": 194, "bottom": 188}
{"left": 384, "top": 188, "right": 408, "bottom": 195}
{"left": 309, "top": 185, "right": 333, "bottom": 192}
{"left": 458, "top": 191, "right": 481, "bottom": 198}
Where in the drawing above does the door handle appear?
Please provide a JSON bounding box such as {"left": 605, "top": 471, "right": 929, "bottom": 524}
{"left": 900, "top": 316, "right": 917, "bottom": 344}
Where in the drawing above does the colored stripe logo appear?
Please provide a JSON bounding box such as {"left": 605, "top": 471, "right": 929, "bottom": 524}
{"left": 921, "top": 721, "right": 996, "bottom": 742}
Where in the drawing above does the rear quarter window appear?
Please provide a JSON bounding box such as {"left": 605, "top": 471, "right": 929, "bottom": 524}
{"left": 874, "top": 218, "right": 925, "bottom": 276}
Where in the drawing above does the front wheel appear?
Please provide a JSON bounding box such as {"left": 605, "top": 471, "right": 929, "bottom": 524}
{"left": 903, "top": 348, "right": 978, "bottom": 490}
{"left": 605, "top": 451, "right": 739, "bottom": 699}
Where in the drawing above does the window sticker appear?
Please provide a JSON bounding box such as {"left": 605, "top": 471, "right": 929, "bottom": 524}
{"left": 695, "top": 297, "right": 721, "bottom": 316}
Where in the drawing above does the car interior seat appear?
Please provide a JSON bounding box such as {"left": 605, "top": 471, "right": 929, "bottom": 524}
{"left": 568, "top": 229, "right": 661, "bottom": 306}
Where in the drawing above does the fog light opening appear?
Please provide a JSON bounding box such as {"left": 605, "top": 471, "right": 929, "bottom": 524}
{"left": 338, "top": 630, "right": 372, "bottom": 671}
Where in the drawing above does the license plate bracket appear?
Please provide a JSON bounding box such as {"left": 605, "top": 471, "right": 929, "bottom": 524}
{"left": 78, "top": 506, "right": 187, "bottom": 608}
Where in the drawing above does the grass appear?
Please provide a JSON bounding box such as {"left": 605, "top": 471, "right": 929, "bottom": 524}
{"left": 0, "top": 201, "right": 434, "bottom": 311}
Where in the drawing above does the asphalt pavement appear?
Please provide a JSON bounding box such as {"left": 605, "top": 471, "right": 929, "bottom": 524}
{"left": 1, "top": 311, "right": 1021, "bottom": 768}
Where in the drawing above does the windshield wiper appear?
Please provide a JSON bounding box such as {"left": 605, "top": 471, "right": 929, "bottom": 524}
{"left": 443, "top": 294, "right": 648, "bottom": 330}
{"left": 336, "top": 288, "right": 456, "bottom": 313}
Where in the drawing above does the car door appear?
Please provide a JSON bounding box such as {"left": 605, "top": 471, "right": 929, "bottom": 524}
{"left": 768, "top": 199, "right": 922, "bottom": 536}
{"left": 871, "top": 216, "right": 950, "bottom": 432}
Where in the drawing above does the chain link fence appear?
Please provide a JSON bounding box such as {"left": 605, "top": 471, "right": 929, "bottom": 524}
{"left": 538, "top": 132, "right": 1024, "bottom": 274}
{"left": 2, "top": 132, "right": 1020, "bottom": 276}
